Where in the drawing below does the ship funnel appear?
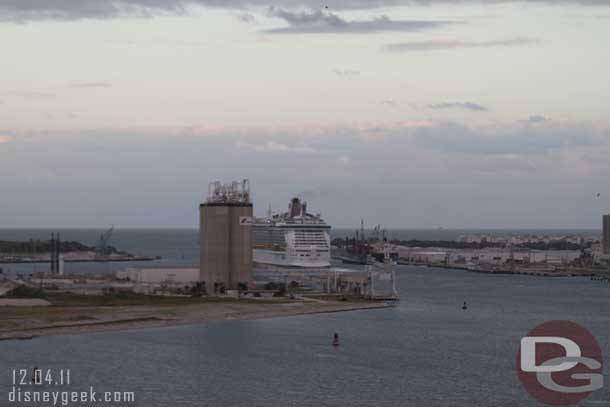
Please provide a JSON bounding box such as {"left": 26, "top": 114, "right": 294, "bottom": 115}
{"left": 289, "top": 197, "right": 302, "bottom": 218}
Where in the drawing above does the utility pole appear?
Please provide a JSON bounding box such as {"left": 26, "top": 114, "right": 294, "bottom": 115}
{"left": 50, "top": 233, "right": 55, "bottom": 274}
{"left": 56, "top": 233, "right": 61, "bottom": 275}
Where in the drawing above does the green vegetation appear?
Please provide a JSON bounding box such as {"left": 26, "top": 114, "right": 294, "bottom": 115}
{"left": 43, "top": 291, "right": 284, "bottom": 307}
{"left": 307, "top": 293, "right": 371, "bottom": 303}
{"left": 513, "top": 241, "right": 586, "bottom": 251}
{"left": 7, "top": 317, "right": 165, "bottom": 333}
{"left": 263, "top": 282, "right": 287, "bottom": 296}
{"left": 6, "top": 285, "right": 46, "bottom": 299}
{"left": 332, "top": 238, "right": 592, "bottom": 251}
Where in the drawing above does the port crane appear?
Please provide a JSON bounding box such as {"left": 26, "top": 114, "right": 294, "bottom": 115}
{"left": 97, "top": 226, "right": 114, "bottom": 255}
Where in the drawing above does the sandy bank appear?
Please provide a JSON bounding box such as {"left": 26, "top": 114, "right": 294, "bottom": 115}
{"left": 0, "top": 299, "right": 51, "bottom": 307}
{"left": 0, "top": 298, "right": 392, "bottom": 341}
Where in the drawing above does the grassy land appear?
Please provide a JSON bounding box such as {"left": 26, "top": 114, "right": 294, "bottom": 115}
{"left": 7, "top": 288, "right": 287, "bottom": 307}
{"left": 0, "top": 292, "right": 301, "bottom": 332}
{"left": 0, "top": 291, "right": 388, "bottom": 339}
{"left": 45, "top": 292, "right": 274, "bottom": 307}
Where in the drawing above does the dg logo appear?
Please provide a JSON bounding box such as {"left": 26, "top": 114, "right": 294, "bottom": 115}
{"left": 517, "top": 320, "right": 604, "bottom": 406}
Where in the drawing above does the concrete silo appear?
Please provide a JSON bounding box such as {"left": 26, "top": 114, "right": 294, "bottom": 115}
{"left": 200, "top": 180, "right": 253, "bottom": 293}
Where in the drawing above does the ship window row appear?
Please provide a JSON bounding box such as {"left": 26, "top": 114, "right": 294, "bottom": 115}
{"left": 293, "top": 238, "right": 328, "bottom": 241}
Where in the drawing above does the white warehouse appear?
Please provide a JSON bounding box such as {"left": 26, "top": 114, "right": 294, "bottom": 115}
{"left": 116, "top": 268, "right": 200, "bottom": 294}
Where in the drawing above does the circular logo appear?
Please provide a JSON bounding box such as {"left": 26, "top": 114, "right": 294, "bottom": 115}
{"left": 517, "top": 320, "right": 603, "bottom": 406}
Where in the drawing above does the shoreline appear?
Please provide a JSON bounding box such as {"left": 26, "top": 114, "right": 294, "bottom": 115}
{"left": 0, "top": 299, "right": 393, "bottom": 341}
{"left": 399, "top": 262, "right": 610, "bottom": 278}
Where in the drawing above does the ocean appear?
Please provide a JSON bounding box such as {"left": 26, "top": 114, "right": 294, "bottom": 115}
{"left": 0, "top": 228, "right": 600, "bottom": 275}
{"left": 1, "top": 265, "right": 609, "bottom": 406}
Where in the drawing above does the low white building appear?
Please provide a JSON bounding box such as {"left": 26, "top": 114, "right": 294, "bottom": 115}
{"left": 116, "top": 268, "right": 200, "bottom": 294}
{"left": 397, "top": 248, "right": 448, "bottom": 264}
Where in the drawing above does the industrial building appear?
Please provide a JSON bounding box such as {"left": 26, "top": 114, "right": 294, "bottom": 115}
{"left": 602, "top": 215, "right": 610, "bottom": 255}
{"left": 116, "top": 268, "right": 200, "bottom": 294}
{"left": 200, "top": 180, "right": 253, "bottom": 293}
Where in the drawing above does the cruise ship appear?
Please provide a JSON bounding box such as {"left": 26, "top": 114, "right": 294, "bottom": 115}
{"left": 252, "top": 197, "right": 331, "bottom": 269}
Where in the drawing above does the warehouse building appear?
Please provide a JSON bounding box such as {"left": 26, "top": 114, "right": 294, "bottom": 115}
{"left": 116, "top": 268, "right": 200, "bottom": 294}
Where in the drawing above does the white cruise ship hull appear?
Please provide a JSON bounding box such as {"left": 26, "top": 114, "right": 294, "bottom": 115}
{"left": 253, "top": 249, "right": 331, "bottom": 269}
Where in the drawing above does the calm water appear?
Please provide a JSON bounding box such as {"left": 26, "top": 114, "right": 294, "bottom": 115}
{"left": 1, "top": 266, "right": 609, "bottom": 406}
{"left": 0, "top": 228, "right": 600, "bottom": 275}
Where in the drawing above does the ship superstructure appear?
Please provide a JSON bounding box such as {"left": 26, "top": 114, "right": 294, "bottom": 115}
{"left": 252, "top": 197, "right": 331, "bottom": 268}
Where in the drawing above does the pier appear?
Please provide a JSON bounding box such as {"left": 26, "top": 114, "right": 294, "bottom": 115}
{"left": 0, "top": 255, "right": 160, "bottom": 265}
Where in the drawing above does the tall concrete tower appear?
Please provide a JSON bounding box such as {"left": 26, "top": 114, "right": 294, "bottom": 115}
{"left": 200, "top": 180, "right": 253, "bottom": 293}
{"left": 603, "top": 214, "right": 610, "bottom": 255}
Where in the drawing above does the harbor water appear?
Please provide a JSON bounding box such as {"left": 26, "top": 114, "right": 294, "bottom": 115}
{"left": 0, "top": 228, "right": 600, "bottom": 275}
{"left": 1, "top": 263, "right": 609, "bottom": 406}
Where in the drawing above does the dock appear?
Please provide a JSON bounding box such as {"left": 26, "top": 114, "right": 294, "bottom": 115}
{"left": 0, "top": 255, "right": 160, "bottom": 265}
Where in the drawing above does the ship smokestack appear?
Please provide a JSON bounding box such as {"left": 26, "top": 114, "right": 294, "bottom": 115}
{"left": 289, "top": 197, "right": 301, "bottom": 218}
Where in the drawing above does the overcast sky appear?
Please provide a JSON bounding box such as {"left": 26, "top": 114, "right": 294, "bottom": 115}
{"left": 1, "top": 0, "right": 609, "bottom": 228}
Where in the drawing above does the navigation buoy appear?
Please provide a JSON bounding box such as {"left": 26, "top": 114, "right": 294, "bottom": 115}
{"left": 462, "top": 301, "right": 468, "bottom": 311}
{"left": 332, "top": 333, "right": 340, "bottom": 347}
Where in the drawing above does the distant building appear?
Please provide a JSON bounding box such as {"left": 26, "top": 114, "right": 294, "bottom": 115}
{"left": 200, "top": 180, "right": 253, "bottom": 293}
{"left": 603, "top": 215, "right": 610, "bottom": 255}
{"left": 116, "top": 268, "right": 200, "bottom": 294}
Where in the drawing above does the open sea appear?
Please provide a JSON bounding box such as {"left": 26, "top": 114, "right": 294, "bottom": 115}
{"left": 0, "top": 228, "right": 601, "bottom": 275}
{"left": 1, "top": 229, "right": 609, "bottom": 406}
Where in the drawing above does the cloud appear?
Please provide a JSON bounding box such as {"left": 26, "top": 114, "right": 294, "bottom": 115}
{"left": 70, "top": 82, "right": 112, "bottom": 88}
{"left": 237, "top": 12, "right": 256, "bottom": 23}
{"left": 426, "top": 102, "right": 489, "bottom": 112}
{"left": 1, "top": 1, "right": 610, "bottom": 22}
{"left": 334, "top": 69, "right": 360, "bottom": 77}
{"left": 265, "top": 8, "right": 455, "bottom": 34}
{"left": 379, "top": 100, "right": 398, "bottom": 108}
{"left": 385, "top": 37, "right": 540, "bottom": 52}
{"left": 235, "top": 141, "right": 319, "bottom": 154}
{"left": 6, "top": 91, "right": 55, "bottom": 99}
{"left": 413, "top": 121, "right": 601, "bottom": 155}
{"left": 2, "top": 120, "right": 609, "bottom": 228}
{"left": 44, "top": 112, "right": 78, "bottom": 120}
{"left": 525, "top": 115, "right": 550, "bottom": 123}
{"left": 0, "top": 2, "right": 175, "bottom": 22}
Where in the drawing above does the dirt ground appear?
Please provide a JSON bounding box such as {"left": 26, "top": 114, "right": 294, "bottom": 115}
{"left": 0, "top": 297, "right": 391, "bottom": 340}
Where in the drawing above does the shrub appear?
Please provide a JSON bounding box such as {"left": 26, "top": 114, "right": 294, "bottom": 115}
{"left": 7, "top": 285, "right": 45, "bottom": 298}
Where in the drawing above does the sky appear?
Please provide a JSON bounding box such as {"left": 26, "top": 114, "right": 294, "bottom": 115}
{"left": 1, "top": 0, "right": 609, "bottom": 229}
